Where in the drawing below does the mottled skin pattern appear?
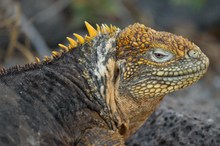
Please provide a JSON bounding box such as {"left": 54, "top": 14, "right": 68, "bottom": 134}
{"left": 0, "top": 23, "right": 209, "bottom": 145}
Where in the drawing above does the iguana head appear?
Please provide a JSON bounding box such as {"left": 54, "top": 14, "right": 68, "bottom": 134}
{"left": 115, "top": 23, "right": 209, "bottom": 99}
{"left": 112, "top": 23, "right": 209, "bottom": 136}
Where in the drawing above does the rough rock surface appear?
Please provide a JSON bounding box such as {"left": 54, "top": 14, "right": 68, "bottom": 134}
{"left": 126, "top": 107, "right": 220, "bottom": 146}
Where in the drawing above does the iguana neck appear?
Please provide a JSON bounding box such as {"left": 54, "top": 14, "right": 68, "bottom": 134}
{"left": 71, "top": 32, "right": 121, "bottom": 129}
{"left": 115, "top": 91, "right": 164, "bottom": 138}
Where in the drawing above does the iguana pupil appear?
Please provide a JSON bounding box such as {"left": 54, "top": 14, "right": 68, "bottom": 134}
{"left": 154, "top": 52, "right": 165, "bottom": 58}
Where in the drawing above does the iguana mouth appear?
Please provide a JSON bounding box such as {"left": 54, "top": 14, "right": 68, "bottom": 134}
{"left": 158, "top": 68, "right": 208, "bottom": 82}
{"left": 154, "top": 67, "right": 208, "bottom": 79}
{"left": 127, "top": 66, "right": 208, "bottom": 90}
{"left": 127, "top": 68, "right": 208, "bottom": 100}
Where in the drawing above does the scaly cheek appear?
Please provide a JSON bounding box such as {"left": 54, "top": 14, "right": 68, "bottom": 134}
{"left": 122, "top": 64, "right": 139, "bottom": 80}
{"left": 127, "top": 72, "right": 204, "bottom": 99}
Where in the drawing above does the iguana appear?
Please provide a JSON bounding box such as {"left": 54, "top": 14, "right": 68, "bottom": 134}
{"left": 0, "top": 22, "right": 209, "bottom": 146}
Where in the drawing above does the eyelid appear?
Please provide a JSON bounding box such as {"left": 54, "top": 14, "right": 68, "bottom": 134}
{"left": 153, "top": 49, "right": 170, "bottom": 56}
{"left": 149, "top": 48, "right": 173, "bottom": 62}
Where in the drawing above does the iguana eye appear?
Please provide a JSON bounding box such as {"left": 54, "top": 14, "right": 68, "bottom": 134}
{"left": 150, "top": 48, "right": 173, "bottom": 62}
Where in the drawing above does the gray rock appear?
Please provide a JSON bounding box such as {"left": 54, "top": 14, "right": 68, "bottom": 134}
{"left": 127, "top": 107, "right": 220, "bottom": 146}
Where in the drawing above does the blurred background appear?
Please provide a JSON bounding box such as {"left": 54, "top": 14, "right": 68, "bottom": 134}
{"left": 0, "top": 0, "right": 220, "bottom": 126}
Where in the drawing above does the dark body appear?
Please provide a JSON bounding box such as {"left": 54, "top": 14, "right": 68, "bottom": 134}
{"left": 0, "top": 34, "right": 117, "bottom": 146}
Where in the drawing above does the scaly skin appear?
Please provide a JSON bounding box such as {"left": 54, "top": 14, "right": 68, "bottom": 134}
{"left": 0, "top": 22, "right": 209, "bottom": 145}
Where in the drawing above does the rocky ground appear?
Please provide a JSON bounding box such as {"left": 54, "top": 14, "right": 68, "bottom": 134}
{"left": 127, "top": 106, "right": 220, "bottom": 146}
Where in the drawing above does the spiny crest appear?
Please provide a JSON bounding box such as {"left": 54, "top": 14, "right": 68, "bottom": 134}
{"left": 66, "top": 37, "right": 77, "bottom": 48}
{"left": 0, "top": 67, "right": 7, "bottom": 75}
{"left": 35, "top": 57, "right": 40, "bottom": 63}
{"left": 0, "top": 63, "right": 37, "bottom": 75}
{"left": 37, "top": 21, "right": 119, "bottom": 64}
{"left": 85, "top": 21, "right": 98, "bottom": 37}
{"left": 116, "top": 23, "right": 196, "bottom": 62}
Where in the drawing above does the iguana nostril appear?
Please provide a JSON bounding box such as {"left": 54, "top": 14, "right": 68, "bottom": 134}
{"left": 188, "top": 50, "right": 198, "bottom": 58}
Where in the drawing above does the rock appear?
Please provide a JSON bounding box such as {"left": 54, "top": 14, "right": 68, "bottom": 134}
{"left": 126, "top": 107, "right": 220, "bottom": 146}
